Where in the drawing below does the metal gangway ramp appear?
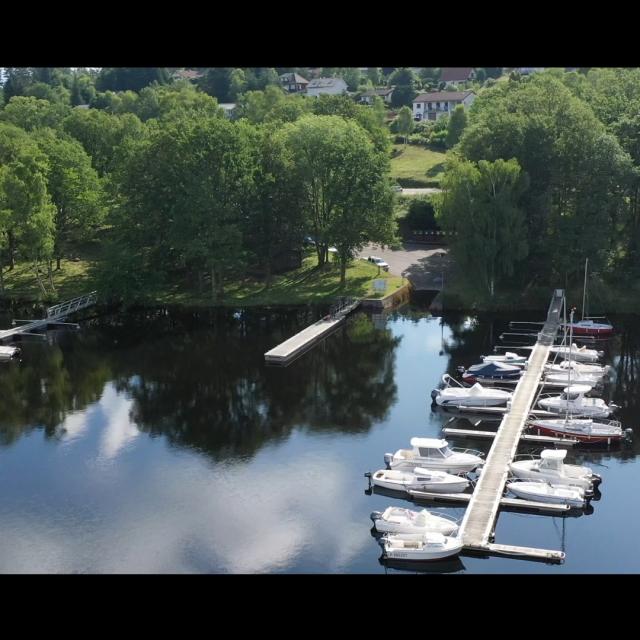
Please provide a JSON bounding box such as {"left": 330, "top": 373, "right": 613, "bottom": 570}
{"left": 0, "top": 291, "right": 97, "bottom": 343}
{"left": 458, "top": 289, "right": 566, "bottom": 562}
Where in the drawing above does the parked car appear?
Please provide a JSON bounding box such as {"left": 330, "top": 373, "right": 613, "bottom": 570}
{"left": 303, "top": 236, "right": 316, "bottom": 247}
{"left": 367, "top": 256, "right": 389, "bottom": 271}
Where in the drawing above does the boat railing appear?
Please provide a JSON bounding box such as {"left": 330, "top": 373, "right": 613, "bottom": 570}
{"left": 442, "top": 373, "right": 465, "bottom": 388}
{"left": 450, "top": 447, "right": 485, "bottom": 458}
{"left": 512, "top": 453, "right": 539, "bottom": 462}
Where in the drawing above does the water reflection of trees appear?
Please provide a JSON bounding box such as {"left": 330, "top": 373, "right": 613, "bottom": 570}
{"left": 0, "top": 335, "right": 111, "bottom": 445}
{"left": 110, "top": 309, "right": 400, "bottom": 460}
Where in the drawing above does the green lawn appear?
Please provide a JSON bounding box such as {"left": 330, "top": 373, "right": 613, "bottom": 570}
{"left": 156, "top": 253, "right": 405, "bottom": 307}
{"left": 0, "top": 249, "right": 404, "bottom": 307}
{"left": 390, "top": 145, "right": 447, "bottom": 187}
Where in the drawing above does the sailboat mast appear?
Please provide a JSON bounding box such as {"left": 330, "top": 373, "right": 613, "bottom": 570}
{"left": 566, "top": 307, "right": 574, "bottom": 423}
{"left": 581, "top": 258, "right": 588, "bottom": 322}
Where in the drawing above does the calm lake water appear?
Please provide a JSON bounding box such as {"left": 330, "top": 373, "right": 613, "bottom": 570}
{"left": 0, "top": 301, "right": 638, "bottom": 573}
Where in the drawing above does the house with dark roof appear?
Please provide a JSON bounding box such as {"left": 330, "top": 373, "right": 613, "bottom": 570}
{"left": 279, "top": 72, "right": 309, "bottom": 93}
{"left": 306, "top": 77, "right": 348, "bottom": 97}
{"left": 359, "top": 87, "right": 395, "bottom": 105}
{"left": 412, "top": 90, "right": 475, "bottom": 121}
{"left": 440, "top": 68, "right": 475, "bottom": 85}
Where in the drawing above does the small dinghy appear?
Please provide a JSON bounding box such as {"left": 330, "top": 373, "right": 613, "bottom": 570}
{"left": 461, "top": 361, "right": 522, "bottom": 384}
{"left": 370, "top": 507, "right": 459, "bottom": 536}
{"left": 543, "top": 370, "right": 603, "bottom": 386}
{"left": 482, "top": 351, "right": 528, "bottom": 365}
{"left": 369, "top": 467, "right": 470, "bottom": 494}
{"left": 509, "top": 449, "right": 600, "bottom": 491}
{"left": 528, "top": 417, "right": 628, "bottom": 444}
{"left": 382, "top": 532, "right": 463, "bottom": 561}
{"left": 507, "top": 480, "right": 588, "bottom": 508}
{"left": 538, "top": 385, "right": 616, "bottom": 418}
{"left": 431, "top": 374, "right": 512, "bottom": 407}
{"left": 384, "top": 437, "right": 484, "bottom": 473}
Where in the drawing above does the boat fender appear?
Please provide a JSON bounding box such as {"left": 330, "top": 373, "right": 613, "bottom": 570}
{"left": 383, "top": 453, "right": 393, "bottom": 469}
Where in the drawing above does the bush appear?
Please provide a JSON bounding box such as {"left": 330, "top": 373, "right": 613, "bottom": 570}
{"left": 406, "top": 197, "right": 438, "bottom": 230}
{"left": 430, "top": 129, "right": 448, "bottom": 149}
{"left": 407, "top": 133, "right": 427, "bottom": 146}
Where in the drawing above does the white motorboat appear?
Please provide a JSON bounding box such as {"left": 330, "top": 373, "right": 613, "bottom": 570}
{"left": 0, "top": 345, "right": 21, "bottom": 361}
{"left": 482, "top": 351, "right": 528, "bottom": 365}
{"left": 509, "top": 449, "right": 600, "bottom": 491}
{"left": 544, "top": 370, "right": 603, "bottom": 386}
{"left": 370, "top": 467, "right": 470, "bottom": 494}
{"left": 382, "top": 531, "right": 463, "bottom": 561}
{"left": 507, "top": 480, "right": 587, "bottom": 508}
{"left": 431, "top": 374, "right": 512, "bottom": 407}
{"left": 370, "top": 507, "right": 459, "bottom": 536}
{"left": 384, "top": 437, "right": 484, "bottom": 473}
{"left": 548, "top": 344, "right": 602, "bottom": 362}
{"left": 528, "top": 417, "right": 628, "bottom": 444}
{"left": 538, "top": 384, "right": 616, "bottom": 418}
{"left": 546, "top": 360, "right": 609, "bottom": 377}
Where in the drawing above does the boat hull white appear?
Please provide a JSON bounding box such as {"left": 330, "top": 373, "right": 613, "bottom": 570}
{"left": 509, "top": 460, "right": 594, "bottom": 491}
{"left": 383, "top": 535, "right": 463, "bottom": 561}
{"left": 507, "top": 482, "right": 586, "bottom": 508}
{"left": 528, "top": 419, "right": 624, "bottom": 444}
{"left": 371, "top": 508, "right": 459, "bottom": 536}
{"left": 371, "top": 469, "right": 469, "bottom": 494}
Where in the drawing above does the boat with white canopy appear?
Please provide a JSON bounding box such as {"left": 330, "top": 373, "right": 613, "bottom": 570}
{"left": 482, "top": 351, "right": 528, "bottom": 365}
{"left": 370, "top": 507, "right": 459, "bottom": 536}
{"left": 509, "top": 449, "right": 600, "bottom": 491}
{"left": 538, "top": 384, "right": 616, "bottom": 418}
{"left": 384, "top": 437, "right": 484, "bottom": 473}
{"left": 545, "top": 359, "right": 609, "bottom": 378}
{"left": 527, "top": 417, "right": 628, "bottom": 444}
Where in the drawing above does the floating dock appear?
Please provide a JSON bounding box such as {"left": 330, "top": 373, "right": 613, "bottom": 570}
{"left": 442, "top": 427, "right": 578, "bottom": 446}
{"left": 264, "top": 299, "right": 360, "bottom": 364}
{"left": 457, "top": 289, "right": 567, "bottom": 562}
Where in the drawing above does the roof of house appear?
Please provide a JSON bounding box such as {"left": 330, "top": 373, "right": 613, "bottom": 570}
{"left": 361, "top": 87, "right": 394, "bottom": 97}
{"left": 413, "top": 91, "right": 475, "bottom": 103}
{"left": 441, "top": 67, "right": 474, "bottom": 82}
{"left": 279, "top": 72, "right": 309, "bottom": 84}
{"left": 307, "top": 77, "right": 346, "bottom": 89}
{"left": 219, "top": 103, "right": 237, "bottom": 110}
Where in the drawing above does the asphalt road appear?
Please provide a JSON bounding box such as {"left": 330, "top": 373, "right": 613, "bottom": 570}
{"left": 358, "top": 242, "right": 452, "bottom": 291}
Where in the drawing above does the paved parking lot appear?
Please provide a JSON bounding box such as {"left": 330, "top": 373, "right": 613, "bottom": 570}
{"left": 357, "top": 242, "right": 452, "bottom": 290}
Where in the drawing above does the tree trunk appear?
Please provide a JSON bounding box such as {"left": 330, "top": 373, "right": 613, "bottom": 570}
{"left": 8, "top": 230, "right": 15, "bottom": 270}
{"left": 34, "top": 260, "right": 47, "bottom": 296}
{"left": 0, "top": 250, "right": 4, "bottom": 294}
{"left": 340, "top": 257, "right": 347, "bottom": 286}
{"left": 48, "top": 260, "right": 56, "bottom": 294}
{"left": 211, "top": 266, "right": 216, "bottom": 301}
{"left": 56, "top": 255, "right": 61, "bottom": 270}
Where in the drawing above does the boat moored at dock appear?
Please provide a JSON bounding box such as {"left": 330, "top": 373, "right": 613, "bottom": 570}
{"left": 384, "top": 437, "right": 484, "bottom": 473}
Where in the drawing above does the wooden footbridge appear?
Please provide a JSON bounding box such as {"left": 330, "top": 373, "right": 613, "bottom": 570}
{"left": 0, "top": 291, "right": 97, "bottom": 343}
{"left": 456, "top": 289, "right": 567, "bottom": 562}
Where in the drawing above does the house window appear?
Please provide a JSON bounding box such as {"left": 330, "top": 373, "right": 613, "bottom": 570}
{"left": 416, "top": 103, "right": 422, "bottom": 109}
{"left": 444, "top": 103, "right": 448, "bottom": 111}
{"left": 427, "top": 102, "right": 432, "bottom": 110}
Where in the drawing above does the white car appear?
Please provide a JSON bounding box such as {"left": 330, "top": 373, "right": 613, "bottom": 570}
{"left": 367, "top": 256, "right": 389, "bottom": 271}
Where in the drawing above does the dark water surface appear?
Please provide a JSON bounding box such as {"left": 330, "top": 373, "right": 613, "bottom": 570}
{"left": 0, "top": 302, "right": 638, "bottom": 573}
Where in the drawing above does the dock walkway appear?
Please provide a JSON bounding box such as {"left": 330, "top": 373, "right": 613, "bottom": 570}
{"left": 458, "top": 289, "right": 565, "bottom": 561}
{"left": 0, "top": 291, "right": 97, "bottom": 343}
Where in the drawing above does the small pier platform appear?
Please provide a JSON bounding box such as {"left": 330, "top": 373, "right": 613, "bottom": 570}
{"left": 264, "top": 298, "right": 360, "bottom": 365}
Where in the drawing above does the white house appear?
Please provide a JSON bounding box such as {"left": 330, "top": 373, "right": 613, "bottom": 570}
{"left": 306, "top": 77, "right": 348, "bottom": 97}
{"left": 359, "top": 87, "right": 394, "bottom": 105}
{"left": 412, "top": 90, "right": 475, "bottom": 122}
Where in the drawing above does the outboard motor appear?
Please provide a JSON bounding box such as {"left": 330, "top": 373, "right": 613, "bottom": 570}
{"left": 370, "top": 511, "right": 382, "bottom": 523}
{"left": 624, "top": 428, "right": 634, "bottom": 443}
{"left": 430, "top": 389, "right": 439, "bottom": 401}
{"left": 383, "top": 453, "right": 393, "bottom": 469}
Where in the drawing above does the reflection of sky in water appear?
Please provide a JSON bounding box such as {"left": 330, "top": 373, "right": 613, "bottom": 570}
{"left": 0, "top": 310, "right": 639, "bottom": 573}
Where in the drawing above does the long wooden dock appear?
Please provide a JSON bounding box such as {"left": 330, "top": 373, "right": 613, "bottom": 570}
{"left": 264, "top": 299, "right": 360, "bottom": 364}
{"left": 458, "top": 289, "right": 566, "bottom": 561}
{"left": 0, "top": 291, "right": 97, "bottom": 343}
